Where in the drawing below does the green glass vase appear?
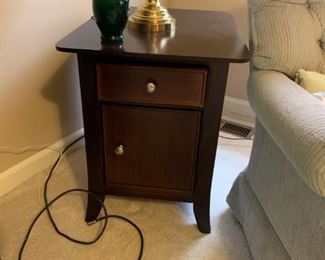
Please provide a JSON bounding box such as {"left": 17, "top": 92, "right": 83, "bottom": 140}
{"left": 93, "top": 0, "right": 129, "bottom": 43}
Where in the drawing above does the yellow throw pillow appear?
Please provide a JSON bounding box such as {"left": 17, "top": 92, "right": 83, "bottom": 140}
{"left": 295, "top": 69, "right": 325, "bottom": 93}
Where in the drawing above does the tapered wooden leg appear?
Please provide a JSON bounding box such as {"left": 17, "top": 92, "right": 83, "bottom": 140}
{"left": 85, "top": 193, "right": 105, "bottom": 223}
{"left": 194, "top": 199, "right": 211, "bottom": 233}
{"left": 193, "top": 62, "right": 229, "bottom": 234}
{"left": 78, "top": 54, "right": 107, "bottom": 224}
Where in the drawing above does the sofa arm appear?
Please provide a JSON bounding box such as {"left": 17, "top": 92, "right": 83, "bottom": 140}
{"left": 248, "top": 70, "right": 325, "bottom": 197}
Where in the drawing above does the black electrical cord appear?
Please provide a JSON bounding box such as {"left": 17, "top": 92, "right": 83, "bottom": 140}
{"left": 18, "top": 136, "right": 144, "bottom": 260}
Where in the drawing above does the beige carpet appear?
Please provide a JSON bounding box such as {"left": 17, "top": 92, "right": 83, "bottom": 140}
{"left": 0, "top": 136, "right": 253, "bottom": 260}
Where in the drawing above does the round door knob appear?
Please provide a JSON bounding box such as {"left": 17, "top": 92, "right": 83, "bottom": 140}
{"left": 114, "top": 145, "right": 124, "bottom": 155}
{"left": 146, "top": 82, "right": 156, "bottom": 94}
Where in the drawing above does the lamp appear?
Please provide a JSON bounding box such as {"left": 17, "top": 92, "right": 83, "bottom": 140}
{"left": 128, "top": 0, "right": 176, "bottom": 32}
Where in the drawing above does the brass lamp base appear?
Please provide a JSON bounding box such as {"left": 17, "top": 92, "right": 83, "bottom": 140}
{"left": 128, "top": 0, "right": 176, "bottom": 32}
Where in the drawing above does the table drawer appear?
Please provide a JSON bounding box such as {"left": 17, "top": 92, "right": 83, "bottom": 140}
{"left": 97, "top": 64, "right": 207, "bottom": 107}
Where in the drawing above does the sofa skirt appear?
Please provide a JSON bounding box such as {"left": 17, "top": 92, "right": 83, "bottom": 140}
{"left": 227, "top": 171, "right": 290, "bottom": 260}
{"left": 227, "top": 120, "right": 325, "bottom": 260}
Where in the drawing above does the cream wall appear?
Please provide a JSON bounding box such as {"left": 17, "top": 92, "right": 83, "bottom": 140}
{"left": 0, "top": 1, "right": 93, "bottom": 173}
{"left": 166, "top": 0, "right": 250, "bottom": 100}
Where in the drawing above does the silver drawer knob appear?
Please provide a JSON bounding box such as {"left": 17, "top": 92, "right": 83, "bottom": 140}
{"left": 146, "top": 82, "right": 156, "bottom": 94}
{"left": 114, "top": 145, "right": 124, "bottom": 155}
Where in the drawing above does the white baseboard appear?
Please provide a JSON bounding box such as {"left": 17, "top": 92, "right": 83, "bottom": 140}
{"left": 0, "top": 128, "right": 84, "bottom": 197}
{"left": 222, "top": 96, "right": 255, "bottom": 127}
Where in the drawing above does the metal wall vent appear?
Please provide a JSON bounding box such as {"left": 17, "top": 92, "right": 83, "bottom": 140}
{"left": 220, "top": 120, "right": 254, "bottom": 139}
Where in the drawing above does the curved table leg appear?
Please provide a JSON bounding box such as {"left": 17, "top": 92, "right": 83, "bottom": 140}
{"left": 193, "top": 62, "right": 229, "bottom": 234}
{"left": 194, "top": 198, "right": 211, "bottom": 233}
{"left": 85, "top": 193, "right": 105, "bottom": 223}
{"left": 78, "top": 54, "right": 106, "bottom": 224}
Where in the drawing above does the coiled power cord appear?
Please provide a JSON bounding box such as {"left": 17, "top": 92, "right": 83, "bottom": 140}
{"left": 18, "top": 136, "right": 144, "bottom": 260}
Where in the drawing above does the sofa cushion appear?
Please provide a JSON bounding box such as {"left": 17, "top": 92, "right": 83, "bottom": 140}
{"left": 249, "top": 0, "right": 325, "bottom": 78}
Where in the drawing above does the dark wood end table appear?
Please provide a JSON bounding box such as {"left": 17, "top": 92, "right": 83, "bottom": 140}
{"left": 56, "top": 8, "right": 249, "bottom": 233}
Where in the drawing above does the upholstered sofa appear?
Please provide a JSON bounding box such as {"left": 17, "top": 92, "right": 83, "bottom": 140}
{"left": 227, "top": 1, "right": 325, "bottom": 259}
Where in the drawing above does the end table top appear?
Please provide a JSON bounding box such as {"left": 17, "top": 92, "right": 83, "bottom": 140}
{"left": 56, "top": 8, "right": 249, "bottom": 63}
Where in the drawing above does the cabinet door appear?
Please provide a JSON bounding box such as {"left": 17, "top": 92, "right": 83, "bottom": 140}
{"left": 102, "top": 105, "right": 200, "bottom": 191}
